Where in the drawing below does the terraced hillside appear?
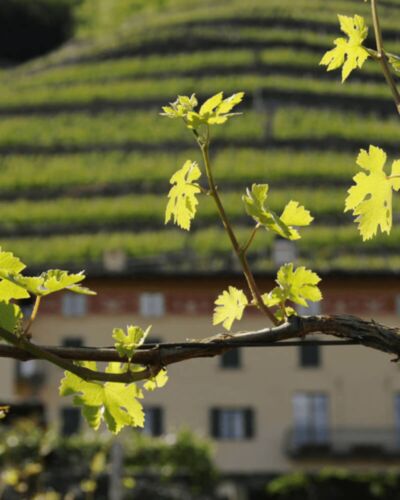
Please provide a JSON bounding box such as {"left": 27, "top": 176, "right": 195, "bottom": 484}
{"left": 1, "top": 0, "right": 400, "bottom": 275}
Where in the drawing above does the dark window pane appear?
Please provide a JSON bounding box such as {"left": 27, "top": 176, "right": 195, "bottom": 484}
{"left": 143, "top": 406, "right": 164, "bottom": 436}
{"left": 244, "top": 408, "right": 255, "bottom": 439}
{"left": 152, "top": 407, "right": 163, "bottom": 437}
{"left": 299, "top": 343, "right": 320, "bottom": 367}
{"left": 61, "top": 407, "right": 81, "bottom": 436}
{"left": 210, "top": 408, "right": 254, "bottom": 440}
{"left": 210, "top": 408, "right": 220, "bottom": 438}
{"left": 220, "top": 349, "right": 241, "bottom": 368}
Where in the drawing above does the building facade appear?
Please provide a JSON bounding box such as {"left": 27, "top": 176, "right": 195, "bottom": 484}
{"left": 7, "top": 274, "right": 400, "bottom": 473}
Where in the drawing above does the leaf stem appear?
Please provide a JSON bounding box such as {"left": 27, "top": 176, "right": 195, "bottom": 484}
{"left": 240, "top": 224, "right": 261, "bottom": 256}
{"left": 370, "top": 0, "right": 400, "bottom": 115}
{"left": 198, "top": 139, "right": 278, "bottom": 325}
{"left": 23, "top": 295, "right": 41, "bottom": 337}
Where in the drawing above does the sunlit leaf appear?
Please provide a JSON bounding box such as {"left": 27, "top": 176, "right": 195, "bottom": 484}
{"left": 59, "top": 362, "right": 144, "bottom": 434}
{"left": 243, "top": 184, "right": 312, "bottom": 240}
{"left": 165, "top": 160, "right": 202, "bottom": 230}
{"left": 262, "top": 264, "right": 322, "bottom": 321}
{"left": 345, "top": 145, "right": 400, "bottom": 240}
{"left": 0, "top": 302, "right": 23, "bottom": 333}
{"left": 320, "top": 14, "right": 369, "bottom": 81}
{"left": 113, "top": 325, "right": 151, "bottom": 361}
{"left": 213, "top": 286, "right": 248, "bottom": 330}
{"left": 162, "top": 92, "right": 244, "bottom": 129}
{"left": 144, "top": 369, "right": 168, "bottom": 391}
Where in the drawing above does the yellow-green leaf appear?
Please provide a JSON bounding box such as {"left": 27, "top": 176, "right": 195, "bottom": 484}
{"left": 165, "top": 160, "right": 201, "bottom": 230}
{"left": 113, "top": 325, "right": 150, "bottom": 360}
{"left": 160, "top": 94, "right": 198, "bottom": 118}
{"left": 345, "top": 145, "right": 398, "bottom": 240}
{"left": 390, "top": 160, "right": 400, "bottom": 191}
{"left": 162, "top": 92, "right": 244, "bottom": 129}
{"left": 213, "top": 286, "right": 248, "bottom": 331}
{"left": 320, "top": 14, "right": 369, "bottom": 82}
{"left": 0, "top": 302, "right": 22, "bottom": 333}
{"left": 0, "top": 249, "right": 25, "bottom": 274}
{"left": 271, "top": 263, "right": 322, "bottom": 309}
{"left": 0, "top": 269, "right": 96, "bottom": 297}
{"left": 144, "top": 369, "right": 168, "bottom": 391}
{"left": 243, "top": 184, "right": 312, "bottom": 240}
{"left": 59, "top": 362, "right": 144, "bottom": 434}
{"left": 199, "top": 91, "right": 223, "bottom": 115}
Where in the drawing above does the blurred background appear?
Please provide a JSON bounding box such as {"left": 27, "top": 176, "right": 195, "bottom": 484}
{"left": 1, "top": 0, "right": 400, "bottom": 498}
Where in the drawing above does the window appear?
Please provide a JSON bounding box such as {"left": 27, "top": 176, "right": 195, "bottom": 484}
{"left": 210, "top": 408, "right": 254, "bottom": 440}
{"left": 292, "top": 393, "right": 329, "bottom": 446}
{"left": 220, "top": 349, "right": 241, "bottom": 369}
{"left": 299, "top": 342, "right": 320, "bottom": 368}
{"left": 142, "top": 407, "right": 163, "bottom": 436}
{"left": 61, "top": 407, "right": 81, "bottom": 436}
{"left": 139, "top": 293, "right": 165, "bottom": 317}
{"left": 16, "top": 359, "right": 45, "bottom": 387}
{"left": 62, "top": 293, "right": 87, "bottom": 317}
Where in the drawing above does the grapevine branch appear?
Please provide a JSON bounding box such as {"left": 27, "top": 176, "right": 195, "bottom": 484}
{"left": 1, "top": 314, "right": 400, "bottom": 382}
{"left": 198, "top": 139, "right": 278, "bottom": 326}
{"left": 0, "top": 325, "right": 155, "bottom": 383}
{"left": 370, "top": 0, "right": 400, "bottom": 115}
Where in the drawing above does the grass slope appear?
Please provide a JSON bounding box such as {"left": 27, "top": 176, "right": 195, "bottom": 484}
{"left": 1, "top": 0, "right": 400, "bottom": 274}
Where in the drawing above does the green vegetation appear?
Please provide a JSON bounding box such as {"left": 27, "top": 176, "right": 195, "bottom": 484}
{"left": 276, "top": 107, "right": 400, "bottom": 143}
{"left": 0, "top": 110, "right": 263, "bottom": 148}
{"left": 0, "top": 0, "right": 398, "bottom": 273}
{"left": 0, "top": 188, "right": 356, "bottom": 231}
{"left": 0, "top": 149, "right": 357, "bottom": 195}
{"left": 0, "top": 73, "right": 392, "bottom": 110}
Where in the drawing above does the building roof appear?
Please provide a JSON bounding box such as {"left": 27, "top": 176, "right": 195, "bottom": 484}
{"left": 1, "top": 0, "right": 400, "bottom": 277}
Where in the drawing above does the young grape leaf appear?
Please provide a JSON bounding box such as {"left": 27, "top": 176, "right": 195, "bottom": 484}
{"left": 59, "top": 362, "right": 144, "bottom": 434}
{"left": 40, "top": 270, "right": 96, "bottom": 296}
{"left": 0, "top": 302, "right": 23, "bottom": 333}
{"left": 112, "top": 325, "right": 151, "bottom": 361}
{"left": 320, "top": 14, "right": 369, "bottom": 82}
{"left": 187, "top": 91, "right": 244, "bottom": 127}
{"left": 0, "top": 280, "right": 30, "bottom": 303}
{"left": 144, "top": 369, "right": 168, "bottom": 391}
{"left": 0, "top": 270, "right": 96, "bottom": 297}
{"left": 165, "top": 160, "right": 202, "bottom": 230}
{"left": 161, "top": 94, "right": 198, "bottom": 118}
{"left": 280, "top": 201, "right": 314, "bottom": 239}
{"left": 388, "top": 53, "right": 400, "bottom": 74}
{"left": 199, "top": 92, "right": 224, "bottom": 115}
{"left": 161, "top": 92, "right": 244, "bottom": 128}
{"left": 0, "top": 250, "right": 29, "bottom": 302}
{"left": 0, "top": 249, "right": 26, "bottom": 274}
{"left": 262, "top": 289, "right": 296, "bottom": 322}
{"left": 345, "top": 145, "right": 400, "bottom": 240}
{"left": 243, "top": 184, "right": 312, "bottom": 240}
{"left": 262, "top": 264, "right": 322, "bottom": 320}
{"left": 213, "top": 286, "right": 248, "bottom": 331}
